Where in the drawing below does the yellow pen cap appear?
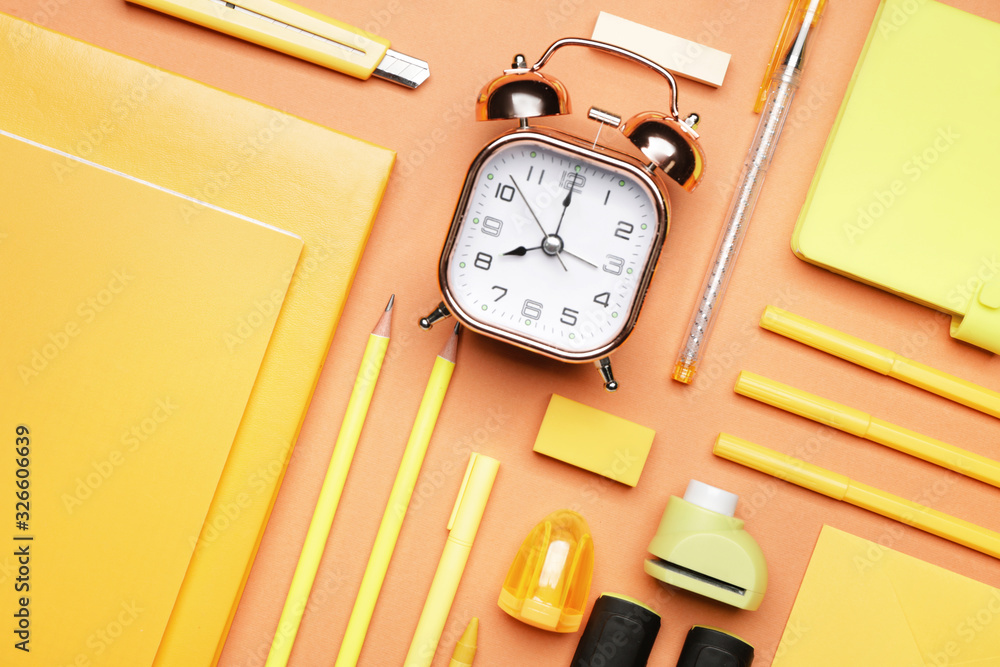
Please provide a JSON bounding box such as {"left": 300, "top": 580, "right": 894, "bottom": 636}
{"left": 714, "top": 434, "right": 849, "bottom": 500}
{"left": 449, "top": 453, "right": 500, "bottom": 543}
{"left": 498, "top": 510, "right": 594, "bottom": 633}
{"left": 760, "top": 306, "right": 895, "bottom": 373}
{"left": 735, "top": 371, "right": 872, "bottom": 437}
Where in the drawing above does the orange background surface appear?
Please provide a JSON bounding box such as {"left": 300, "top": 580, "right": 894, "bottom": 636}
{"left": 5, "top": 0, "right": 999, "bottom": 664}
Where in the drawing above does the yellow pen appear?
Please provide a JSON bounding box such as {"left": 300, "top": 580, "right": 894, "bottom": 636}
{"left": 760, "top": 306, "right": 1000, "bottom": 419}
{"left": 404, "top": 454, "right": 499, "bottom": 667}
{"left": 128, "top": 0, "right": 429, "bottom": 87}
{"left": 735, "top": 371, "right": 1000, "bottom": 488}
{"left": 449, "top": 618, "right": 478, "bottom": 667}
{"left": 336, "top": 325, "right": 460, "bottom": 667}
{"left": 264, "top": 297, "right": 393, "bottom": 667}
{"left": 714, "top": 433, "right": 1000, "bottom": 559}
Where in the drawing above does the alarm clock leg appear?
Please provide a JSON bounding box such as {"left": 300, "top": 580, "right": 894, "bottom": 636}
{"left": 595, "top": 357, "right": 619, "bottom": 392}
{"left": 418, "top": 302, "right": 452, "bottom": 330}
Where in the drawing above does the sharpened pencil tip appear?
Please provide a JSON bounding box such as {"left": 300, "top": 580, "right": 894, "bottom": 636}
{"left": 440, "top": 324, "right": 460, "bottom": 362}
{"left": 373, "top": 296, "right": 394, "bottom": 337}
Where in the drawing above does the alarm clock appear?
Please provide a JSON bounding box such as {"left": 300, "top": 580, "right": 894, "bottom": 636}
{"left": 419, "top": 38, "right": 705, "bottom": 390}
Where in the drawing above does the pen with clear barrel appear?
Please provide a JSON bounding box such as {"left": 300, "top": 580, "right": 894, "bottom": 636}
{"left": 673, "top": 0, "right": 827, "bottom": 384}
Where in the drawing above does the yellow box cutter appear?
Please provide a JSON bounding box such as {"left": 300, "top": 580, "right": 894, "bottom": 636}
{"left": 129, "top": 0, "right": 430, "bottom": 87}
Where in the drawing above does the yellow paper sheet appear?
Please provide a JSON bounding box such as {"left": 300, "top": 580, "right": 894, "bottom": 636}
{"left": 773, "top": 526, "right": 1000, "bottom": 666}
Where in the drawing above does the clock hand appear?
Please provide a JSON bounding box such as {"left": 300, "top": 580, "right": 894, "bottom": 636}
{"left": 503, "top": 245, "right": 541, "bottom": 256}
{"left": 562, "top": 249, "right": 597, "bottom": 268}
{"left": 554, "top": 173, "right": 578, "bottom": 236}
{"left": 508, "top": 176, "right": 549, "bottom": 237}
{"left": 501, "top": 243, "right": 566, "bottom": 271}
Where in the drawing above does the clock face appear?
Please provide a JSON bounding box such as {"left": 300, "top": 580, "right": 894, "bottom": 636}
{"left": 441, "top": 133, "right": 667, "bottom": 360}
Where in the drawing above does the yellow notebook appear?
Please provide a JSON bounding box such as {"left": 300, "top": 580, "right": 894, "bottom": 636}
{"left": 772, "top": 526, "right": 1000, "bottom": 665}
{"left": 0, "top": 12, "right": 395, "bottom": 667}
{"left": 0, "top": 131, "right": 302, "bottom": 666}
{"left": 791, "top": 0, "right": 1000, "bottom": 354}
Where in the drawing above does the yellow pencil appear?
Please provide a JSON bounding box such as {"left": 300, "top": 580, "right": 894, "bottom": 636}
{"left": 335, "top": 325, "right": 461, "bottom": 667}
{"left": 264, "top": 296, "right": 394, "bottom": 667}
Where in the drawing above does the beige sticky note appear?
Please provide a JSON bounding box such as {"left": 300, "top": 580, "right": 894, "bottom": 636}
{"left": 592, "top": 12, "right": 730, "bottom": 87}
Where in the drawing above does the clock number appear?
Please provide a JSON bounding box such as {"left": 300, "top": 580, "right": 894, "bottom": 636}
{"left": 614, "top": 221, "right": 634, "bottom": 240}
{"left": 495, "top": 184, "right": 515, "bottom": 202}
{"left": 491, "top": 286, "right": 507, "bottom": 301}
{"left": 561, "top": 171, "right": 585, "bottom": 193}
{"left": 603, "top": 255, "right": 625, "bottom": 276}
{"left": 594, "top": 292, "right": 611, "bottom": 308}
{"left": 474, "top": 252, "right": 493, "bottom": 270}
{"left": 481, "top": 216, "right": 503, "bottom": 237}
{"left": 560, "top": 308, "right": 578, "bottom": 326}
{"left": 522, "top": 300, "right": 543, "bottom": 321}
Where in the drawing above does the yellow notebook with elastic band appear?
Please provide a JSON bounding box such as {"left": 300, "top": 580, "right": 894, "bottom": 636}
{"left": 0, "top": 12, "right": 395, "bottom": 666}
{"left": 791, "top": 0, "right": 1000, "bottom": 353}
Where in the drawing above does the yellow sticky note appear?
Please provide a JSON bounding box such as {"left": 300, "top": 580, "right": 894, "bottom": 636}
{"left": 773, "top": 526, "right": 1000, "bottom": 666}
{"left": 533, "top": 395, "right": 655, "bottom": 487}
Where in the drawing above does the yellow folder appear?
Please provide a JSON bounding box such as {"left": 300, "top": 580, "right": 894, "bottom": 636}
{"left": 772, "top": 526, "right": 1000, "bottom": 666}
{"left": 791, "top": 0, "right": 1000, "bottom": 354}
{"left": 0, "top": 131, "right": 303, "bottom": 666}
{"left": 0, "top": 12, "right": 394, "bottom": 666}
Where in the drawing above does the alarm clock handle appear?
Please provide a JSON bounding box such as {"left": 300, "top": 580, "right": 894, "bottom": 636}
{"left": 419, "top": 302, "right": 452, "bottom": 330}
{"left": 528, "top": 37, "right": 680, "bottom": 119}
{"left": 596, "top": 357, "right": 619, "bottom": 392}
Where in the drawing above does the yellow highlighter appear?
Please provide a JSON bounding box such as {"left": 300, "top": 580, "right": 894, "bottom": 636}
{"left": 760, "top": 306, "right": 1000, "bottom": 419}
{"left": 128, "top": 0, "right": 429, "bottom": 87}
{"left": 735, "top": 371, "right": 1000, "bottom": 489}
{"left": 404, "top": 454, "right": 499, "bottom": 667}
{"left": 714, "top": 433, "right": 1000, "bottom": 559}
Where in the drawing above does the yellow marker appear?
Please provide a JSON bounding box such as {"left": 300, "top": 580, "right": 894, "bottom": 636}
{"left": 264, "top": 297, "right": 394, "bottom": 667}
{"left": 128, "top": 0, "right": 429, "bottom": 87}
{"left": 714, "top": 433, "right": 1000, "bottom": 559}
{"left": 760, "top": 306, "right": 1000, "bottom": 419}
{"left": 449, "top": 618, "right": 479, "bottom": 667}
{"left": 336, "top": 326, "right": 461, "bottom": 667}
{"left": 404, "top": 454, "right": 498, "bottom": 667}
{"left": 735, "top": 371, "right": 1000, "bottom": 489}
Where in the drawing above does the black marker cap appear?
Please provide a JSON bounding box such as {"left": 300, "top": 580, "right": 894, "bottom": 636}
{"left": 571, "top": 593, "right": 661, "bottom": 667}
{"left": 675, "top": 626, "right": 754, "bottom": 667}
